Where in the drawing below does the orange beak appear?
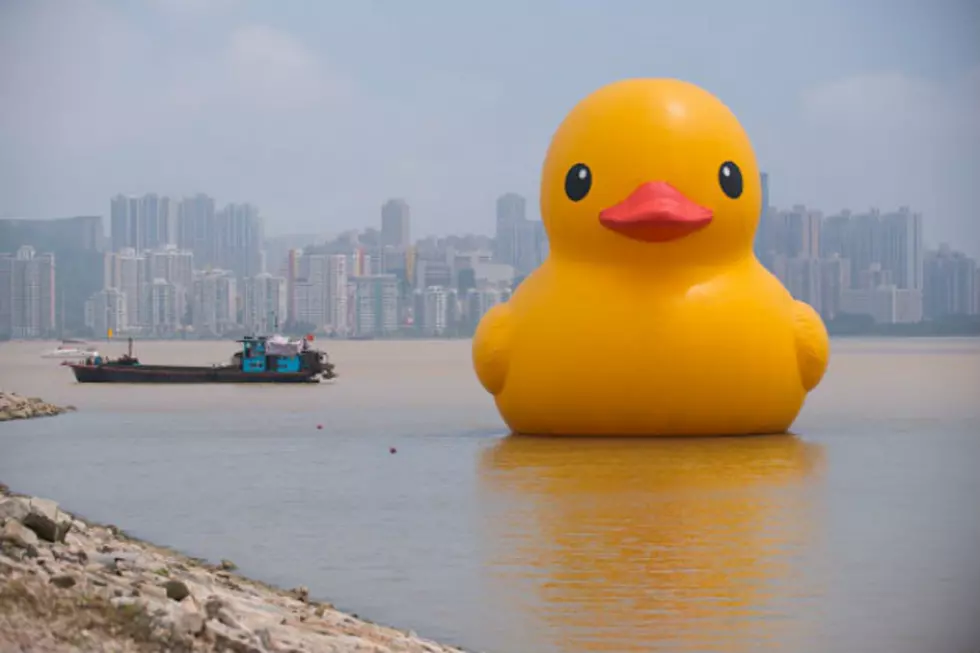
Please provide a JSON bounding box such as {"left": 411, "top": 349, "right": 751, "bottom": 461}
{"left": 599, "top": 182, "right": 713, "bottom": 243}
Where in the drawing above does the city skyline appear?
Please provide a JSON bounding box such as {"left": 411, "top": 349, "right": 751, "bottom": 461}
{"left": 0, "top": 184, "right": 969, "bottom": 253}
{"left": 1, "top": 1, "right": 978, "bottom": 257}
{"left": 2, "top": 181, "right": 978, "bottom": 340}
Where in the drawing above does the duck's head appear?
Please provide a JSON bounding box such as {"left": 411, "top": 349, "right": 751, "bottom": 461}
{"left": 541, "top": 78, "right": 761, "bottom": 268}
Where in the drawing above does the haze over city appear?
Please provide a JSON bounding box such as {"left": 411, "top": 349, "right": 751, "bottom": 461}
{"left": 1, "top": 0, "right": 979, "bottom": 255}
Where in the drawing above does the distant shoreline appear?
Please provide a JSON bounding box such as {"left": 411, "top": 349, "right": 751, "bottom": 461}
{"left": 3, "top": 333, "right": 980, "bottom": 344}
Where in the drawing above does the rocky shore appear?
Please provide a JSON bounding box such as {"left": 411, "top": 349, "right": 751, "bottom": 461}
{"left": 0, "top": 484, "right": 470, "bottom": 653}
{"left": 0, "top": 391, "right": 74, "bottom": 422}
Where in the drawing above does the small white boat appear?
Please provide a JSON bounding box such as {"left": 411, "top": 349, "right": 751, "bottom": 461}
{"left": 41, "top": 343, "right": 99, "bottom": 360}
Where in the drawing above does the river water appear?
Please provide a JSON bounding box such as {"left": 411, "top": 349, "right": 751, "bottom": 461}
{"left": 1, "top": 338, "right": 978, "bottom": 652}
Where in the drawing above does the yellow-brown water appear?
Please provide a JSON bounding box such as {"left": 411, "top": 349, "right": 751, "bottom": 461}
{"left": 1, "top": 338, "right": 979, "bottom": 652}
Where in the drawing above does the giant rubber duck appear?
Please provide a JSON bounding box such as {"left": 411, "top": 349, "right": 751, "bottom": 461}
{"left": 473, "top": 78, "right": 830, "bottom": 436}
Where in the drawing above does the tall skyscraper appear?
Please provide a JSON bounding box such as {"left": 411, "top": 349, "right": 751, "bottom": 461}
{"left": 0, "top": 246, "right": 56, "bottom": 338}
{"left": 923, "top": 246, "right": 977, "bottom": 318}
{"left": 215, "top": 203, "right": 264, "bottom": 279}
{"left": 103, "top": 248, "right": 145, "bottom": 328}
{"left": 779, "top": 205, "right": 821, "bottom": 259}
{"left": 326, "top": 254, "right": 349, "bottom": 336}
{"left": 111, "top": 194, "right": 179, "bottom": 252}
{"left": 350, "top": 274, "right": 398, "bottom": 336}
{"left": 754, "top": 172, "right": 770, "bottom": 266}
{"left": 243, "top": 273, "right": 287, "bottom": 334}
{"left": 494, "top": 193, "right": 526, "bottom": 265}
{"left": 191, "top": 269, "right": 237, "bottom": 336}
{"left": 84, "top": 288, "right": 127, "bottom": 337}
{"left": 144, "top": 195, "right": 178, "bottom": 250}
{"left": 110, "top": 195, "right": 141, "bottom": 253}
{"left": 177, "top": 194, "right": 217, "bottom": 267}
{"left": 880, "top": 207, "right": 924, "bottom": 291}
{"left": 381, "top": 199, "right": 411, "bottom": 248}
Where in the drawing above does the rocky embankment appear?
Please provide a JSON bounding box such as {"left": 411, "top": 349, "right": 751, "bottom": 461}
{"left": 0, "top": 484, "right": 469, "bottom": 653}
{"left": 0, "top": 391, "right": 74, "bottom": 422}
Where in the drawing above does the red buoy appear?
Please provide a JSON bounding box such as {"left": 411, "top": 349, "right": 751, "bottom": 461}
{"left": 389, "top": 447, "right": 397, "bottom": 454}
{"left": 316, "top": 424, "right": 323, "bottom": 430}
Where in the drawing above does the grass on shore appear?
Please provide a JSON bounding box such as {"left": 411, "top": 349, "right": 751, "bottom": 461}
{"left": 0, "top": 573, "right": 188, "bottom": 652}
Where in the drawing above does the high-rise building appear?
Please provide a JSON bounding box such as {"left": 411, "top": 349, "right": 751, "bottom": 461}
{"left": 880, "top": 207, "right": 924, "bottom": 291}
{"left": 215, "top": 203, "right": 264, "bottom": 279}
{"left": 110, "top": 195, "right": 141, "bottom": 253}
{"left": 104, "top": 248, "right": 145, "bottom": 328}
{"left": 285, "top": 249, "right": 300, "bottom": 324}
{"left": 773, "top": 255, "right": 821, "bottom": 312}
{"left": 110, "top": 194, "right": 179, "bottom": 252}
{"left": 818, "top": 256, "right": 851, "bottom": 320}
{"left": 177, "top": 194, "right": 217, "bottom": 268}
{"left": 420, "top": 286, "right": 448, "bottom": 336}
{"left": 350, "top": 274, "right": 398, "bottom": 337}
{"left": 146, "top": 279, "right": 184, "bottom": 334}
{"left": 753, "top": 172, "right": 771, "bottom": 266}
{"left": 381, "top": 199, "right": 411, "bottom": 248}
{"left": 0, "top": 216, "right": 105, "bottom": 334}
{"left": 191, "top": 269, "right": 237, "bottom": 336}
{"left": 465, "top": 287, "right": 500, "bottom": 331}
{"left": 326, "top": 254, "right": 349, "bottom": 336}
{"left": 840, "top": 286, "right": 922, "bottom": 324}
{"left": 293, "top": 252, "right": 327, "bottom": 329}
{"left": 84, "top": 288, "right": 127, "bottom": 337}
{"left": 494, "top": 193, "right": 526, "bottom": 266}
{"left": 144, "top": 247, "right": 194, "bottom": 325}
{"left": 770, "top": 205, "right": 821, "bottom": 259}
{"left": 0, "top": 246, "right": 56, "bottom": 338}
{"left": 845, "top": 210, "right": 882, "bottom": 286}
{"left": 819, "top": 213, "right": 850, "bottom": 260}
{"left": 493, "top": 193, "right": 547, "bottom": 275}
{"left": 243, "top": 273, "right": 287, "bottom": 334}
{"left": 923, "top": 246, "right": 977, "bottom": 319}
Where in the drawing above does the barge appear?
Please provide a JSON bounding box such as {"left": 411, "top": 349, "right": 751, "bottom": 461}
{"left": 67, "top": 335, "right": 336, "bottom": 384}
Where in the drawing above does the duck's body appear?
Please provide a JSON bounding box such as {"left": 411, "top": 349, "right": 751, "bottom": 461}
{"left": 473, "top": 78, "right": 829, "bottom": 436}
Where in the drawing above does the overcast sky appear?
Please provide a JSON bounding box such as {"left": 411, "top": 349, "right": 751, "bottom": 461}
{"left": 1, "top": 0, "right": 978, "bottom": 254}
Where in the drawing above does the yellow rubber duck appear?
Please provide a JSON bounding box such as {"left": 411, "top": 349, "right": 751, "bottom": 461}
{"left": 473, "top": 78, "right": 830, "bottom": 436}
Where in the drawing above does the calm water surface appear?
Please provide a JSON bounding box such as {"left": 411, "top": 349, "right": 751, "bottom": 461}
{"left": 1, "top": 338, "right": 979, "bottom": 652}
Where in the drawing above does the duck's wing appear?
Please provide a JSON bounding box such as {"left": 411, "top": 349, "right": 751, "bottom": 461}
{"left": 472, "top": 302, "right": 513, "bottom": 396}
{"left": 791, "top": 300, "right": 830, "bottom": 392}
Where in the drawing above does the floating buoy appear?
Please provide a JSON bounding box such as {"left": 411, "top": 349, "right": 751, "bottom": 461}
{"left": 389, "top": 447, "right": 397, "bottom": 454}
{"left": 316, "top": 424, "right": 323, "bottom": 430}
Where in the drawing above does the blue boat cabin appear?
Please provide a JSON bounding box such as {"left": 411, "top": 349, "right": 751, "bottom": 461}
{"left": 240, "top": 336, "right": 303, "bottom": 374}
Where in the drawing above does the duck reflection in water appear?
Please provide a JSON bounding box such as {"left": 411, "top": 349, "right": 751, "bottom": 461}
{"left": 478, "top": 434, "right": 825, "bottom": 653}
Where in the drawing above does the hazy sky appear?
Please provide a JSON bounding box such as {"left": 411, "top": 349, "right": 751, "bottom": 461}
{"left": 1, "top": 0, "right": 978, "bottom": 254}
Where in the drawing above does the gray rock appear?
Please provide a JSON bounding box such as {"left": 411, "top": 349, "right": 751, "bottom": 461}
{"left": 204, "top": 620, "right": 260, "bottom": 653}
{"left": 0, "top": 497, "right": 30, "bottom": 524}
{"left": 165, "top": 579, "right": 191, "bottom": 601}
{"left": 22, "top": 497, "right": 73, "bottom": 543}
{"left": 256, "top": 629, "right": 275, "bottom": 650}
{"left": 50, "top": 574, "right": 77, "bottom": 589}
{"left": 0, "top": 518, "right": 39, "bottom": 550}
{"left": 204, "top": 596, "right": 228, "bottom": 619}
{"left": 174, "top": 609, "right": 206, "bottom": 636}
{"left": 0, "top": 553, "right": 30, "bottom": 574}
{"left": 216, "top": 607, "right": 244, "bottom": 630}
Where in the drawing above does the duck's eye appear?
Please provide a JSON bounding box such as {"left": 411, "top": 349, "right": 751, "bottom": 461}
{"left": 718, "top": 161, "right": 743, "bottom": 199}
{"left": 564, "top": 163, "right": 592, "bottom": 202}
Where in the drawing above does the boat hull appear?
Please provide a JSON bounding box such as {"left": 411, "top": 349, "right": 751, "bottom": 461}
{"left": 69, "top": 363, "right": 322, "bottom": 384}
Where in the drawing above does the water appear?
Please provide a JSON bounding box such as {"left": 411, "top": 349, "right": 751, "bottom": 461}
{"left": 1, "top": 338, "right": 979, "bottom": 652}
